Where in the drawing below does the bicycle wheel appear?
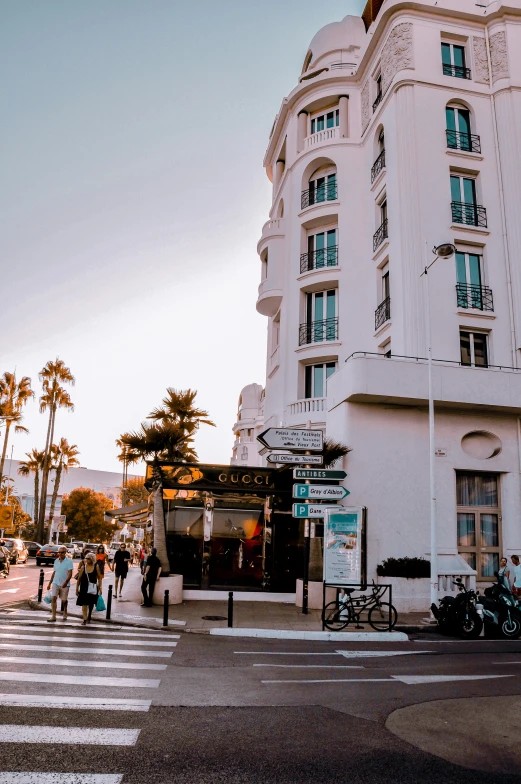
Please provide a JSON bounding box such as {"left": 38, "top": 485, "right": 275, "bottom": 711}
{"left": 322, "top": 600, "right": 351, "bottom": 631}
{"left": 368, "top": 602, "right": 398, "bottom": 631}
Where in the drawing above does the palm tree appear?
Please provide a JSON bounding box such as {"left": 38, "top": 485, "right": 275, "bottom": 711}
{"left": 37, "top": 359, "right": 74, "bottom": 541}
{"left": 0, "top": 372, "right": 34, "bottom": 480}
{"left": 18, "top": 449, "right": 45, "bottom": 527}
{"left": 48, "top": 438, "right": 80, "bottom": 528}
{"left": 148, "top": 388, "right": 215, "bottom": 436}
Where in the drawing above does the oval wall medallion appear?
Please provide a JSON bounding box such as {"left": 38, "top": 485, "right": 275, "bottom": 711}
{"left": 461, "top": 431, "right": 502, "bottom": 460}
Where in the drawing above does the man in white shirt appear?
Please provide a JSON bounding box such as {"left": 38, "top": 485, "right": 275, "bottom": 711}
{"left": 47, "top": 546, "right": 74, "bottom": 622}
{"left": 511, "top": 554, "right": 521, "bottom": 598}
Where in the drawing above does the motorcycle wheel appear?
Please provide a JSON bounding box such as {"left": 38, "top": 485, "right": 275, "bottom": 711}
{"left": 459, "top": 611, "right": 483, "bottom": 639}
{"left": 501, "top": 616, "right": 521, "bottom": 639}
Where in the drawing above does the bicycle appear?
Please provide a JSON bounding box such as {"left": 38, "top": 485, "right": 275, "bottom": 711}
{"left": 322, "top": 583, "right": 398, "bottom": 631}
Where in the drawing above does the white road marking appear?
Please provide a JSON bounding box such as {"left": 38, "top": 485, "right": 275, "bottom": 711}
{"left": 0, "top": 655, "right": 166, "bottom": 670}
{"left": 0, "top": 624, "right": 179, "bottom": 640}
{"left": 0, "top": 632, "right": 176, "bottom": 647}
{"left": 235, "top": 651, "right": 342, "bottom": 656}
{"left": 0, "top": 693, "right": 151, "bottom": 711}
{"left": 0, "top": 725, "right": 140, "bottom": 745}
{"left": 262, "top": 678, "right": 392, "bottom": 684}
{"left": 494, "top": 661, "right": 521, "bottom": 664}
{"left": 337, "top": 650, "right": 434, "bottom": 658}
{"left": 0, "top": 643, "right": 173, "bottom": 658}
{"left": 4, "top": 577, "right": 28, "bottom": 582}
{"left": 0, "top": 775, "right": 123, "bottom": 783}
{"left": 0, "top": 671, "right": 160, "bottom": 688}
{"left": 0, "top": 589, "right": 18, "bottom": 594}
{"left": 253, "top": 664, "right": 364, "bottom": 669}
{"left": 394, "top": 674, "right": 515, "bottom": 684}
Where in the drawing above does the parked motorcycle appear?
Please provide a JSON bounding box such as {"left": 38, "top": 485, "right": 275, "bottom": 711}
{"left": 431, "top": 578, "right": 483, "bottom": 639}
{"left": 476, "top": 572, "right": 521, "bottom": 640}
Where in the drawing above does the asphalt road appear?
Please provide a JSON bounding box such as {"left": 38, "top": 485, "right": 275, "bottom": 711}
{"left": 0, "top": 559, "right": 54, "bottom": 606}
{"left": 0, "top": 611, "right": 520, "bottom": 783}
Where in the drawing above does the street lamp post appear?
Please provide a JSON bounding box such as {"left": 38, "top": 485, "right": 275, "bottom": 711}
{"left": 421, "top": 243, "right": 456, "bottom": 613}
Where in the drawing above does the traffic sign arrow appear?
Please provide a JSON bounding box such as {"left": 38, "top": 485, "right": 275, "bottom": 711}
{"left": 293, "top": 469, "right": 347, "bottom": 480}
{"left": 266, "top": 453, "right": 323, "bottom": 465}
{"left": 257, "top": 428, "right": 323, "bottom": 452}
{"left": 293, "top": 484, "right": 350, "bottom": 500}
{"left": 293, "top": 504, "right": 341, "bottom": 519}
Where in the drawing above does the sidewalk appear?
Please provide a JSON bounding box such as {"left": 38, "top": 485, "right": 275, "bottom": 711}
{"left": 26, "top": 564, "right": 430, "bottom": 635}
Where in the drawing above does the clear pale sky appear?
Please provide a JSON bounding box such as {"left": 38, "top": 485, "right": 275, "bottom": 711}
{"left": 1, "top": 0, "right": 366, "bottom": 474}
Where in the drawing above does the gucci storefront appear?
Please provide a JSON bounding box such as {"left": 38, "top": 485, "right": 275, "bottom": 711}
{"left": 145, "top": 462, "right": 302, "bottom": 592}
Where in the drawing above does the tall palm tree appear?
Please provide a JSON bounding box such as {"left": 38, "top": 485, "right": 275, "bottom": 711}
{"left": 0, "top": 372, "right": 34, "bottom": 480}
{"left": 37, "top": 359, "right": 74, "bottom": 541}
{"left": 148, "top": 388, "right": 215, "bottom": 436}
{"left": 18, "top": 449, "right": 45, "bottom": 527}
{"left": 48, "top": 438, "right": 80, "bottom": 528}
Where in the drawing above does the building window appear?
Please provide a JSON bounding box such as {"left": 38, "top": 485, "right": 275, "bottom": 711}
{"left": 371, "top": 129, "right": 386, "bottom": 183}
{"left": 301, "top": 229, "right": 338, "bottom": 273}
{"left": 305, "top": 362, "right": 337, "bottom": 398}
{"left": 299, "top": 290, "right": 338, "bottom": 345}
{"left": 446, "top": 106, "right": 480, "bottom": 153}
{"left": 373, "top": 198, "right": 388, "bottom": 251}
{"left": 271, "top": 313, "right": 280, "bottom": 352}
{"left": 455, "top": 252, "right": 493, "bottom": 311}
{"left": 457, "top": 472, "right": 500, "bottom": 578}
{"left": 379, "top": 338, "right": 391, "bottom": 358}
{"left": 450, "top": 175, "right": 487, "bottom": 228}
{"left": 261, "top": 251, "right": 268, "bottom": 281}
{"left": 310, "top": 109, "right": 339, "bottom": 134}
{"left": 460, "top": 329, "right": 488, "bottom": 367}
{"left": 441, "top": 42, "right": 470, "bottom": 79}
{"left": 303, "top": 172, "right": 337, "bottom": 209}
{"left": 373, "top": 73, "right": 383, "bottom": 112}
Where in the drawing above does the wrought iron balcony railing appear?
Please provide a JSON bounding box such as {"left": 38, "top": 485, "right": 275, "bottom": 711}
{"left": 373, "top": 218, "right": 388, "bottom": 252}
{"left": 451, "top": 201, "right": 487, "bottom": 228}
{"left": 299, "top": 317, "right": 339, "bottom": 346}
{"left": 372, "top": 91, "right": 383, "bottom": 112}
{"left": 375, "top": 296, "right": 391, "bottom": 330}
{"left": 456, "top": 283, "right": 494, "bottom": 311}
{"left": 300, "top": 246, "right": 338, "bottom": 274}
{"left": 301, "top": 182, "right": 338, "bottom": 210}
{"left": 446, "top": 130, "right": 481, "bottom": 154}
{"left": 371, "top": 149, "right": 386, "bottom": 183}
{"left": 443, "top": 64, "right": 471, "bottom": 79}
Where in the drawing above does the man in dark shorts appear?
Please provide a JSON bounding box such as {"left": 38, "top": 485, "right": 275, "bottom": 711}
{"left": 113, "top": 542, "right": 131, "bottom": 598}
{"left": 141, "top": 547, "right": 162, "bottom": 607}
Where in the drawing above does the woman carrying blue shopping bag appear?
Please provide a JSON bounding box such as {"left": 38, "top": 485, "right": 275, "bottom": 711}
{"left": 75, "top": 552, "right": 102, "bottom": 625}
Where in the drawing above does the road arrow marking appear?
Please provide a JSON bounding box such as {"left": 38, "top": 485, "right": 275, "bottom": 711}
{"left": 393, "top": 674, "right": 515, "bottom": 684}
{"left": 337, "top": 650, "right": 435, "bottom": 658}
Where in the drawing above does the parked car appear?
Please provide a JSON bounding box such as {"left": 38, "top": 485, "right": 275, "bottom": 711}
{"left": 2, "top": 538, "right": 29, "bottom": 564}
{"left": 35, "top": 544, "right": 73, "bottom": 566}
{"left": 107, "top": 541, "right": 121, "bottom": 562}
{"left": 69, "top": 541, "right": 84, "bottom": 558}
{"left": 24, "top": 541, "right": 43, "bottom": 558}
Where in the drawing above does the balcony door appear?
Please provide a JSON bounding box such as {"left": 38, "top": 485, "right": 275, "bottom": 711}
{"left": 306, "top": 290, "right": 337, "bottom": 343}
{"left": 446, "top": 106, "right": 471, "bottom": 150}
{"left": 457, "top": 472, "right": 501, "bottom": 579}
{"left": 307, "top": 229, "right": 337, "bottom": 270}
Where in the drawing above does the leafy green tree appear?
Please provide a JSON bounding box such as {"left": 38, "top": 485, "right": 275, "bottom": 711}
{"left": 0, "top": 372, "right": 34, "bottom": 479}
{"left": 62, "top": 488, "right": 114, "bottom": 543}
{"left": 18, "top": 449, "right": 45, "bottom": 525}
{"left": 123, "top": 476, "right": 148, "bottom": 506}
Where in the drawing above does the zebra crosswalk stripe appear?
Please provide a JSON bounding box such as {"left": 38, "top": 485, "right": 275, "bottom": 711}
{"left": 0, "top": 694, "right": 151, "bottom": 711}
{"left": 0, "top": 643, "right": 173, "bottom": 657}
{"left": 0, "top": 670, "right": 160, "bottom": 688}
{"left": 0, "top": 624, "right": 179, "bottom": 640}
{"left": 0, "top": 655, "right": 166, "bottom": 670}
{"left": 0, "top": 632, "right": 176, "bottom": 647}
{"left": 0, "top": 725, "right": 140, "bottom": 745}
{"left": 0, "top": 775, "right": 123, "bottom": 783}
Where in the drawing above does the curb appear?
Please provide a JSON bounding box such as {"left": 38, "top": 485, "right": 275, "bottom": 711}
{"left": 209, "top": 628, "right": 409, "bottom": 641}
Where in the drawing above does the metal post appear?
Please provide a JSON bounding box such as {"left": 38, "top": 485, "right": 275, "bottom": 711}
{"left": 228, "top": 591, "right": 234, "bottom": 628}
{"left": 163, "top": 589, "right": 169, "bottom": 627}
{"left": 106, "top": 584, "right": 113, "bottom": 620}
{"left": 424, "top": 261, "right": 438, "bottom": 614}
{"left": 37, "top": 569, "right": 45, "bottom": 603}
{"left": 302, "top": 523, "right": 310, "bottom": 615}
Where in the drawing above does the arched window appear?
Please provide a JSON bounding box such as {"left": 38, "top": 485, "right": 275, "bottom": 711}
{"left": 446, "top": 102, "right": 480, "bottom": 154}
{"left": 302, "top": 164, "right": 337, "bottom": 209}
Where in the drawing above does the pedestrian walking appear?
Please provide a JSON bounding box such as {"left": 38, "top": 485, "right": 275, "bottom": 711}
{"left": 499, "top": 557, "right": 511, "bottom": 590}
{"left": 76, "top": 552, "right": 103, "bottom": 625}
{"left": 113, "top": 542, "right": 131, "bottom": 598}
{"left": 511, "top": 555, "right": 521, "bottom": 597}
{"left": 141, "top": 547, "right": 161, "bottom": 607}
{"left": 96, "top": 544, "right": 113, "bottom": 581}
{"left": 139, "top": 546, "right": 146, "bottom": 574}
{"left": 47, "top": 545, "right": 74, "bottom": 622}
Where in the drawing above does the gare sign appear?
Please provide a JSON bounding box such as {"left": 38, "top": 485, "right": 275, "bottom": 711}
{"left": 293, "top": 504, "right": 341, "bottom": 519}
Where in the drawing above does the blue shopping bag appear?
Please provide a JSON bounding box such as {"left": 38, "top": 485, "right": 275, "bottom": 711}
{"left": 96, "top": 594, "right": 106, "bottom": 612}
{"left": 43, "top": 591, "right": 52, "bottom": 604}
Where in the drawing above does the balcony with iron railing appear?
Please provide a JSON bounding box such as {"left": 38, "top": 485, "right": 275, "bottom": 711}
{"left": 299, "top": 318, "right": 339, "bottom": 346}
{"left": 375, "top": 296, "right": 391, "bottom": 330}
{"left": 446, "top": 130, "right": 481, "bottom": 154}
{"left": 373, "top": 91, "right": 383, "bottom": 112}
{"left": 301, "top": 182, "right": 338, "bottom": 210}
{"left": 300, "top": 246, "right": 338, "bottom": 274}
{"left": 373, "top": 218, "right": 388, "bottom": 252}
{"left": 371, "top": 149, "right": 386, "bottom": 183}
{"left": 443, "top": 64, "right": 471, "bottom": 79}
{"left": 451, "top": 202, "right": 487, "bottom": 228}
{"left": 456, "top": 283, "right": 494, "bottom": 311}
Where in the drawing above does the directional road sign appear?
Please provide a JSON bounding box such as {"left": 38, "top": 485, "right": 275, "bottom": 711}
{"left": 293, "top": 469, "right": 348, "bottom": 480}
{"left": 293, "top": 484, "right": 350, "bottom": 500}
{"left": 266, "top": 453, "right": 323, "bottom": 466}
{"left": 257, "top": 428, "right": 323, "bottom": 452}
{"left": 293, "top": 504, "right": 341, "bottom": 519}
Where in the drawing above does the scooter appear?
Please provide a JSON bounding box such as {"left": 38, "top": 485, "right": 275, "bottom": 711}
{"left": 476, "top": 572, "right": 521, "bottom": 639}
{"left": 431, "top": 578, "right": 483, "bottom": 639}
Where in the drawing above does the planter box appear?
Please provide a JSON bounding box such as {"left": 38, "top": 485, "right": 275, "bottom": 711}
{"left": 152, "top": 574, "right": 183, "bottom": 605}
{"left": 296, "top": 579, "right": 336, "bottom": 610}
{"left": 381, "top": 577, "right": 430, "bottom": 613}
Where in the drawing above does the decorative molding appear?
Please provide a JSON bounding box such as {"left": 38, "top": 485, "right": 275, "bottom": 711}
{"left": 381, "top": 23, "right": 414, "bottom": 95}
{"left": 361, "top": 81, "right": 371, "bottom": 133}
{"left": 490, "top": 30, "right": 508, "bottom": 83}
{"left": 472, "top": 37, "right": 489, "bottom": 84}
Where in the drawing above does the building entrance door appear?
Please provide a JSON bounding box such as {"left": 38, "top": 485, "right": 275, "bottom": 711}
{"left": 209, "top": 508, "right": 264, "bottom": 588}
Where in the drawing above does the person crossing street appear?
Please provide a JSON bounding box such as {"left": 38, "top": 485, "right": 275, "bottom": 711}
{"left": 114, "top": 542, "right": 131, "bottom": 598}
{"left": 46, "top": 545, "right": 74, "bottom": 622}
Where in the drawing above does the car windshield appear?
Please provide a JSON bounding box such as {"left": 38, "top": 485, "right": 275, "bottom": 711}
{"left": 3, "top": 542, "right": 14, "bottom": 549}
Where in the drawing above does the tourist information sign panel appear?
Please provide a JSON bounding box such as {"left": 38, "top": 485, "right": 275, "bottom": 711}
{"left": 267, "top": 453, "right": 323, "bottom": 466}
{"left": 293, "top": 484, "right": 350, "bottom": 500}
{"left": 323, "top": 507, "right": 363, "bottom": 584}
{"left": 257, "top": 428, "right": 323, "bottom": 452}
{"left": 293, "top": 504, "right": 341, "bottom": 519}
{"left": 293, "top": 469, "right": 347, "bottom": 480}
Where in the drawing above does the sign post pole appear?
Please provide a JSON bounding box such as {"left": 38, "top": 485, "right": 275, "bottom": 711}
{"left": 302, "top": 450, "right": 311, "bottom": 615}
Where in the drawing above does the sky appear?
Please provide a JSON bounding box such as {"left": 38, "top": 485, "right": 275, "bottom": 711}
{"left": 1, "top": 0, "right": 366, "bottom": 475}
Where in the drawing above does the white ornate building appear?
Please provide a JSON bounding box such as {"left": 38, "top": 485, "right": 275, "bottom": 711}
{"left": 240, "top": 0, "right": 521, "bottom": 590}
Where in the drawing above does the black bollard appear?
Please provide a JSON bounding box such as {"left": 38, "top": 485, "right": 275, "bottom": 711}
{"left": 163, "top": 590, "right": 169, "bottom": 627}
{"left": 106, "top": 584, "right": 113, "bottom": 620}
{"left": 228, "top": 591, "right": 234, "bottom": 628}
{"left": 37, "top": 569, "right": 45, "bottom": 603}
